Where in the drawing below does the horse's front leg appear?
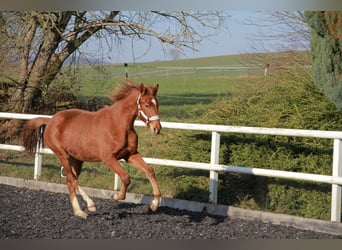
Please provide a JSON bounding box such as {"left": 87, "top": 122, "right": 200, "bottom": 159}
{"left": 103, "top": 156, "right": 130, "bottom": 201}
{"left": 127, "top": 153, "right": 161, "bottom": 211}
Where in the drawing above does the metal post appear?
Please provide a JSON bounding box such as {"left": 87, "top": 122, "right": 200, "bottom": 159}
{"left": 34, "top": 127, "right": 43, "bottom": 180}
{"left": 331, "top": 139, "right": 342, "bottom": 222}
{"left": 124, "top": 63, "right": 128, "bottom": 78}
{"left": 209, "top": 131, "right": 220, "bottom": 203}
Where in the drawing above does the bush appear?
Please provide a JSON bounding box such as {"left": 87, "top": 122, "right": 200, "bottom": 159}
{"left": 201, "top": 68, "right": 342, "bottom": 220}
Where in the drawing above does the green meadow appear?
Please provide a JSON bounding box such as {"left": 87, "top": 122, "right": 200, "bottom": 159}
{"left": 2, "top": 51, "right": 342, "bottom": 220}
{"left": 67, "top": 53, "right": 260, "bottom": 122}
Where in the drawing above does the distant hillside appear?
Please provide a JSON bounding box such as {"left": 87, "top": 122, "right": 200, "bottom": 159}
{"left": 61, "top": 50, "right": 310, "bottom": 70}
{"left": 111, "top": 50, "right": 309, "bottom": 67}
{"left": 98, "top": 50, "right": 310, "bottom": 80}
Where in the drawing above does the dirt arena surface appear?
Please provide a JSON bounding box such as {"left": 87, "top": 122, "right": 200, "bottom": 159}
{"left": 1, "top": 184, "right": 342, "bottom": 239}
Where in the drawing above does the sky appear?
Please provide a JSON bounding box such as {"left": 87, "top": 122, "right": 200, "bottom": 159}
{"left": 82, "top": 11, "right": 308, "bottom": 64}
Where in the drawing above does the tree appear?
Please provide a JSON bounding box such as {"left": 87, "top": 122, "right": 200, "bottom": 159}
{"left": 244, "top": 11, "right": 310, "bottom": 53}
{"left": 240, "top": 11, "right": 312, "bottom": 79}
{"left": 305, "top": 11, "right": 342, "bottom": 109}
{"left": 0, "top": 11, "right": 226, "bottom": 113}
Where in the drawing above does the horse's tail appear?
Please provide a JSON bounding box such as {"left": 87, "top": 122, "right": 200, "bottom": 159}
{"left": 23, "top": 117, "right": 50, "bottom": 153}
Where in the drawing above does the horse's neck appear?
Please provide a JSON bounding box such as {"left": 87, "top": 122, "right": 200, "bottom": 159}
{"left": 111, "top": 93, "right": 138, "bottom": 127}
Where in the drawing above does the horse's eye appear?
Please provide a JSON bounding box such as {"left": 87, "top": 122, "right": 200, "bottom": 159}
{"left": 145, "top": 104, "right": 150, "bottom": 109}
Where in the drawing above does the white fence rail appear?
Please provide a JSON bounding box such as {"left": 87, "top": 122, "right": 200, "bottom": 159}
{"left": 1, "top": 112, "right": 342, "bottom": 222}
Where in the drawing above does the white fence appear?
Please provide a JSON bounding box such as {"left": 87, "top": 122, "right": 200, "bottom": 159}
{"left": 1, "top": 112, "right": 342, "bottom": 222}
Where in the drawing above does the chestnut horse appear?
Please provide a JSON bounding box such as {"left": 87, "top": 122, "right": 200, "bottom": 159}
{"left": 23, "top": 80, "right": 161, "bottom": 219}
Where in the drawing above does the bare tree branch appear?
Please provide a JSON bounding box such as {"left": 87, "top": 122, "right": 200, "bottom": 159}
{"left": 243, "top": 11, "right": 310, "bottom": 52}
{"left": 0, "top": 11, "right": 226, "bottom": 113}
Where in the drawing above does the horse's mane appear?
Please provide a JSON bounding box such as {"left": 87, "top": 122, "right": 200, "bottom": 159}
{"left": 110, "top": 80, "right": 139, "bottom": 101}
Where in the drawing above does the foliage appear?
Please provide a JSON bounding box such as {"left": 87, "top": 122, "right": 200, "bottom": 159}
{"left": 201, "top": 62, "right": 342, "bottom": 220}
{"left": 305, "top": 11, "right": 342, "bottom": 110}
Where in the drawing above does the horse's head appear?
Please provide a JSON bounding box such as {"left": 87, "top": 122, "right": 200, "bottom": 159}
{"left": 137, "top": 83, "right": 161, "bottom": 135}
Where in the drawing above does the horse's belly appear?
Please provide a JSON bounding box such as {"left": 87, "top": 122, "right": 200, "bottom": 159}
{"left": 65, "top": 140, "right": 102, "bottom": 162}
{"left": 63, "top": 118, "right": 103, "bottom": 161}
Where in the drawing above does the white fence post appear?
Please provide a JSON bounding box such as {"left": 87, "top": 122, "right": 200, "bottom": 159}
{"left": 209, "top": 131, "right": 220, "bottom": 203}
{"left": 34, "top": 127, "right": 43, "bottom": 180}
{"left": 114, "top": 173, "right": 120, "bottom": 191}
{"left": 331, "top": 139, "right": 342, "bottom": 222}
{"left": 114, "top": 161, "right": 124, "bottom": 191}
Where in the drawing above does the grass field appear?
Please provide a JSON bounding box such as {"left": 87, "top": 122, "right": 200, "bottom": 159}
{"left": 3, "top": 51, "right": 337, "bottom": 220}
{"left": 60, "top": 53, "right": 266, "bottom": 122}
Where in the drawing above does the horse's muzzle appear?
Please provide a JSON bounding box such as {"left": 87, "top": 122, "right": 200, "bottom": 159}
{"left": 149, "top": 120, "right": 161, "bottom": 135}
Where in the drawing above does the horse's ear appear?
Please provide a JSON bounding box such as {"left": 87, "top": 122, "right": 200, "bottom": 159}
{"left": 139, "top": 83, "right": 146, "bottom": 95}
{"left": 152, "top": 84, "right": 159, "bottom": 95}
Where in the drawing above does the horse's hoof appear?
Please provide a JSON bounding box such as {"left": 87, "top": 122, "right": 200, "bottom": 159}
{"left": 75, "top": 210, "right": 88, "bottom": 219}
{"left": 150, "top": 199, "right": 160, "bottom": 212}
{"left": 112, "top": 193, "right": 125, "bottom": 201}
{"left": 88, "top": 205, "right": 97, "bottom": 212}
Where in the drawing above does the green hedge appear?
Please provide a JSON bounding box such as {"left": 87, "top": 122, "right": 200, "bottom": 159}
{"left": 201, "top": 69, "right": 342, "bottom": 220}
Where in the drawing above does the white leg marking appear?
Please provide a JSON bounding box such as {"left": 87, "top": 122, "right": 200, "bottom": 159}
{"left": 71, "top": 196, "right": 88, "bottom": 219}
{"left": 150, "top": 197, "right": 160, "bottom": 211}
{"left": 78, "top": 186, "right": 96, "bottom": 212}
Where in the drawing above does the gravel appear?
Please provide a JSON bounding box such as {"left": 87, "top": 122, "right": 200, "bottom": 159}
{"left": 1, "top": 184, "right": 341, "bottom": 239}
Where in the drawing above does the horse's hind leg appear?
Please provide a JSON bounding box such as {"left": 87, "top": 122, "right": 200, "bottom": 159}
{"left": 127, "top": 153, "right": 161, "bottom": 211}
{"left": 69, "top": 157, "right": 96, "bottom": 212}
{"left": 52, "top": 151, "right": 88, "bottom": 218}
{"left": 65, "top": 164, "right": 88, "bottom": 218}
